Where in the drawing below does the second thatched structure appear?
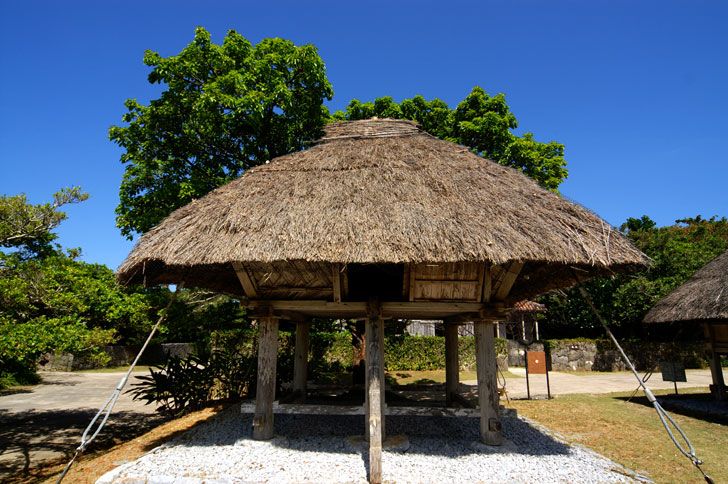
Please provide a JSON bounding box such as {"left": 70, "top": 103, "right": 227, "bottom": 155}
{"left": 644, "top": 249, "right": 728, "bottom": 399}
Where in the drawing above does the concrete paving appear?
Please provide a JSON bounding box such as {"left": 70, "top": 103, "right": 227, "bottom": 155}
{"left": 463, "top": 368, "right": 723, "bottom": 399}
{"left": 0, "top": 370, "right": 163, "bottom": 481}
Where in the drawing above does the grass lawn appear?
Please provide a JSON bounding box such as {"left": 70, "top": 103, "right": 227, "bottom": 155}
{"left": 507, "top": 388, "right": 727, "bottom": 483}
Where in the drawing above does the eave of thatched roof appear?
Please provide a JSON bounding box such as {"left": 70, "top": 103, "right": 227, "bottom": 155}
{"left": 117, "top": 119, "right": 647, "bottom": 295}
{"left": 644, "top": 249, "right": 728, "bottom": 324}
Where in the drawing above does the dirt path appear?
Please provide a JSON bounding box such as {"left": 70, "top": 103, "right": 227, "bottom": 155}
{"left": 0, "top": 371, "right": 165, "bottom": 482}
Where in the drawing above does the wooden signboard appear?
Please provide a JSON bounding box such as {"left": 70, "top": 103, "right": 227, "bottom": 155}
{"left": 527, "top": 351, "right": 548, "bottom": 375}
{"left": 660, "top": 361, "right": 687, "bottom": 382}
{"left": 525, "top": 350, "right": 551, "bottom": 399}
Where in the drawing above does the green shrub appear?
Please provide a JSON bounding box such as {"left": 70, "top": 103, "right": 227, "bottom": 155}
{"left": 384, "top": 335, "right": 508, "bottom": 371}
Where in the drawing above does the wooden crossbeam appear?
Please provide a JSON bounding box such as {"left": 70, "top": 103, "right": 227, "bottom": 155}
{"left": 244, "top": 300, "right": 510, "bottom": 320}
{"left": 232, "top": 262, "right": 258, "bottom": 298}
{"left": 493, "top": 261, "right": 524, "bottom": 301}
{"left": 332, "top": 264, "right": 342, "bottom": 303}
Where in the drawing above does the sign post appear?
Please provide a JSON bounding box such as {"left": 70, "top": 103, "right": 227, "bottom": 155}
{"left": 660, "top": 360, "right": 687, "bottom": 395}
{"left": 525, "top": 350, "right": 550, "bottom": 400}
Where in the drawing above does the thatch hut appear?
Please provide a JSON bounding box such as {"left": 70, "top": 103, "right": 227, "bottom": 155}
{"left": 644, "top": 249, "right": 728, "bottom": 400}
{"left": 118, "top": 118, "right": 647, "bottom": 482}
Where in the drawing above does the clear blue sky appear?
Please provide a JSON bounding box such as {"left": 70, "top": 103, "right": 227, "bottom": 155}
{"left": 1, "top": 0, "right": 726, "bottom": 269}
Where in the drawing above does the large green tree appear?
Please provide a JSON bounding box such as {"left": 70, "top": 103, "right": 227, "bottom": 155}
{"left": 332, "top": 88, "right": 568, "bottom": 190}
{"left": 110, "top": 27, "right": 333, "bottom": 238}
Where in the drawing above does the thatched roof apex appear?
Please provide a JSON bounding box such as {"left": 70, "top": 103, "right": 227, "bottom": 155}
{"left": 644, "top": 249, "right": 728, "bottom": 324}
{"left": 117, "top": 118, "right": 647, "bottom": 293}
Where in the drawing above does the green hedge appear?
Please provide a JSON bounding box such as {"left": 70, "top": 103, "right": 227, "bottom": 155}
{"left": 385, "top": 335, "right": 507, "bottom": 371}
{"left": 211, "top": 330, "right": 507, "bottom": 374}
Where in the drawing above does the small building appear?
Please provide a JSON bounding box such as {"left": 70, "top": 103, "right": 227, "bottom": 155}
{"left": 118, "top": 119, "right": 647, "bottom": 482}
{"left": 644, "top": 249, "right": 728, "bottom": 400}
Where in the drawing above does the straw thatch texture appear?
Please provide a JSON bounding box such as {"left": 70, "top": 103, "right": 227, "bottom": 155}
{"left": 644, "top": 249, "right": 728, "bottom": 324}
{"left": 117, "top": 119, "right": 647, "bottom": 299}
{"left": 511, "top": 300, "right": 547, "bottom": 314}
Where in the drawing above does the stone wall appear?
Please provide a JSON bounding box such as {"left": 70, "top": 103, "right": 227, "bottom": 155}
{"left": 38, "top": 343, "right": 197, "bottom": 371}
{"left": 505, "top": 339, "right": 709, "bottom": 372}
{"left": 507, "top": 340, "right": 544, "bottom": 367}
{"left": 548, "top": 341, "right": 597, "bottom": 371}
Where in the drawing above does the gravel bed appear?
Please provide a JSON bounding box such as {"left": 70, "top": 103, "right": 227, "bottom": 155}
{"left": 98, "top": 406, "right": 642, "bottom": 483}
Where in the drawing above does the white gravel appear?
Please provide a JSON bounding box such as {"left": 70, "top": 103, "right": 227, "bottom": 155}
{"left": 98, "top": 406, "right": 644, "bottom": 483}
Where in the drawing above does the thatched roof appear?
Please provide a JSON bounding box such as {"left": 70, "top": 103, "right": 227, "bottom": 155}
{"left": 511, "top": 300, "right": 547, "bottom": 314}
{"left": 117, "top": 119, "right": 647, "bottom": 299}
{"left": 644, "top": 249, "right": 728, "bottom": 324}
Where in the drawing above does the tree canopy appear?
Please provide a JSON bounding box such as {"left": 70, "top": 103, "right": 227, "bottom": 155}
{"left": 110, "top": 27, "right": 333, "bottom": 238}
{"left": 540, "top": 215, "right": 728, "bottom": 339}
{"left": 0, "top": 189, "right": 154, "bottom": 387}
{"left": 0, "top": 187, "right": 87, "bottom": 257}
{"left": 332, "top": 88, "right": 568, "bottom": 191}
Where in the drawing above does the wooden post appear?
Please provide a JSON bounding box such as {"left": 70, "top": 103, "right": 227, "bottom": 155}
{"left": 253, "top": 317, "right": 279, "bottom": 440}
{"left": 293, "top": 320, "right": 310, "bottom": 398}
{"left": 707, "top": 324, "right": 726, "bottom": 401}
{"left": 365, "top": 299, "right": 385, "bottom": 484}
{"left": 474, "top": 320, "right": 502, "bottom": 445}
{"left": 445, "top": 323, "right": 459, "bottom": 406}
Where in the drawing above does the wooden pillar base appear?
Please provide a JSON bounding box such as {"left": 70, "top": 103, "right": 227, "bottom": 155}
{"left": 253, "top": 317, "right": 279, "bottom": 440}
{"left": 365, "top": 299, "right": 385, "bottom": 484}
{"left": 475, "top": 320, "right": 502, "bottom": 446}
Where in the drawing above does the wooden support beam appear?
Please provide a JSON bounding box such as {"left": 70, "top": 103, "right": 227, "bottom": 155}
{"left": 445, "top": 323, "right": 459, "bottom": 407}
{"left": 474, "top": 320, "right": 502, "bottom": 446}
{"left": 332, "top": 264, "right": 342, "bottom": 303}
{"left": 408, "top": 264, "right": 417, "bottom": 302}
{"left": 365, "top": 299, "right": 385, "bottom": 484}
{"left": 494, "top": 261, "right": 524, "bottom": 301}
{"left": 707, "top": 324, "right": 726, "bottom": 401}
{"left": 232, "top": 261, "right": 258, "bottom": 298}
{"left": 253, "top": 317, "right": 279, "bottom": 440}
{"left": 293, "top": 320, "right": 310, "bottom": 397}
{"left": 245, "top": 300, "right": 502, "bottom": 319}
{"left": 482, "top": 265, "right": 492, "bottom": 303}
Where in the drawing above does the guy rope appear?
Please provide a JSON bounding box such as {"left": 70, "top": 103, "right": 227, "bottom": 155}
{"left": 56, "top": 283, "right": 184, "bottom": 483}
{"left": 574, "top": 281, "right": 714, "bottom": 484}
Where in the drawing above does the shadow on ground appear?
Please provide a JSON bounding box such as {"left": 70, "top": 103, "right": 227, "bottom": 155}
{"left": 0, "top": 408, "right": 167, "bottom": 482}
{"left": 614, "top": 392, "right": 728, "bottom": 425}
{"left": 167, "top": 406, "right": 570, "bottom": 457}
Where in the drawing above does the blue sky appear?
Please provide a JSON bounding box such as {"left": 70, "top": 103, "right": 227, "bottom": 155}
{"left": 1, "top": 0, "right": 726, "bottom": 269}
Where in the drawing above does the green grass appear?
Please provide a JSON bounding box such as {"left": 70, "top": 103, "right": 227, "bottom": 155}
{"left": 507, "top": 387, "right": 727, "bottom": 483}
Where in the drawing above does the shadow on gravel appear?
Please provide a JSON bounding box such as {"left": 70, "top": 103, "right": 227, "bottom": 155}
{"left": 169, "top": 406, "right": 571, "bottom": 458}
{"left": 0, "top": 408, "right": 167, "bottom": 482}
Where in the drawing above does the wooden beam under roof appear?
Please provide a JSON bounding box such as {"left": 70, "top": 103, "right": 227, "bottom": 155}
{"left": 493, "top": 261, "right": 524, "bottom": 301}
{"left": 232, "top": 262, "right": 258, "bottom": 298}
{"left": 244, "top": 300, "right": 508, "bottom": 320}
{"left": 332, "top": 264, "right": 342, "bottom": 303}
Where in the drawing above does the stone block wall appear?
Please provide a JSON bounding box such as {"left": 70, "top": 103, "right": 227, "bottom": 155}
{"left": 38, "top": 343, "right": 196, "bottom": 371}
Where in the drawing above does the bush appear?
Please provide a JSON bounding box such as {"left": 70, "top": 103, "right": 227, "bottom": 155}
{"left": 0, "top": 315, "right": 115, "bottom": 389}
{"left": 385, "top": 335, "right": 508, "bottom": 371}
